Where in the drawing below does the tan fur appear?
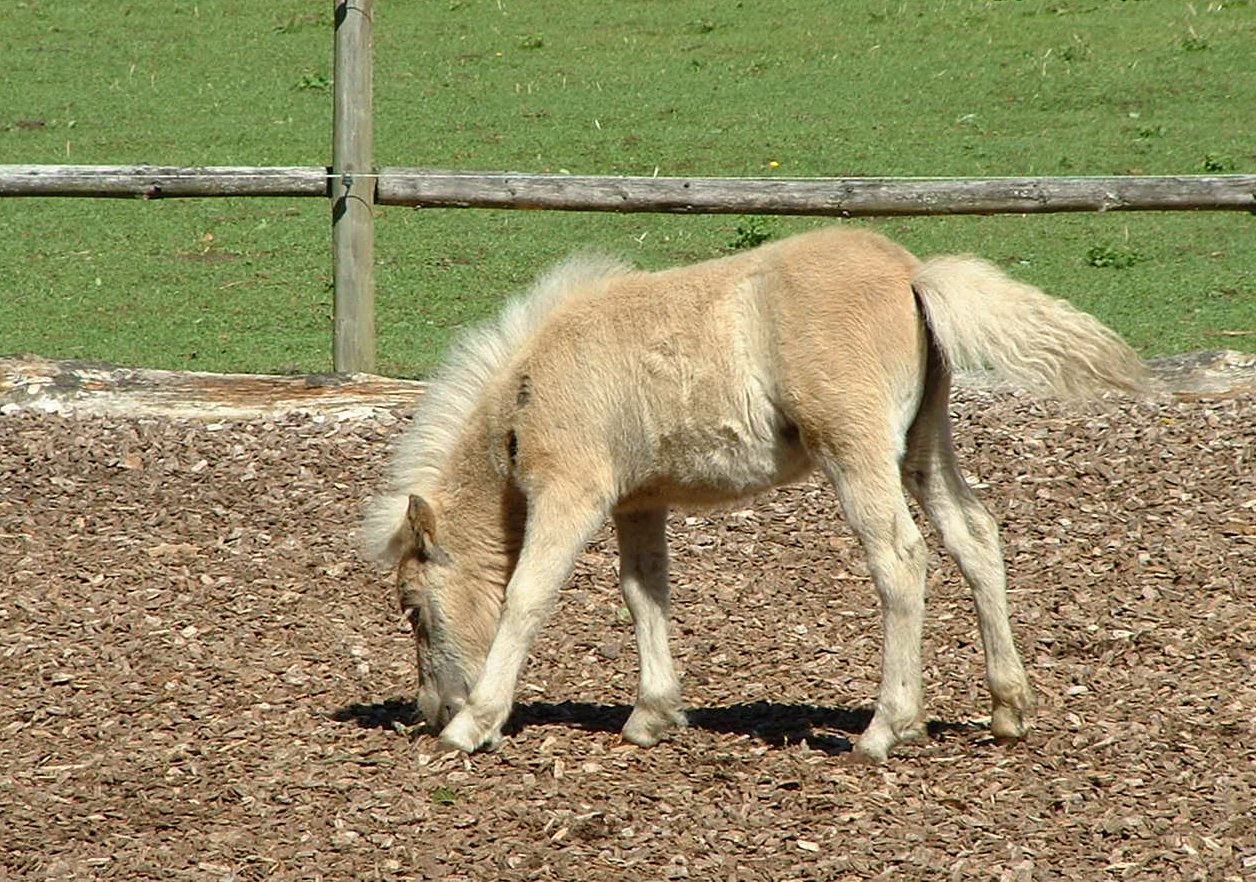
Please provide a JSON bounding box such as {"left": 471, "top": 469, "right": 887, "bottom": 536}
{"left": 360, "top": 225, "right": 1146, "bottom": 760}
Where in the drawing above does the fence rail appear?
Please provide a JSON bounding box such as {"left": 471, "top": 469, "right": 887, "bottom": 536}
{"left": 0, "top": 165, "right": 328, "bottom": 198}
{"left": 3, "top": 165, "right": 1254, "bottom": 217}
{"left": 376, "top": 171, "right": 1256, "bottom": 216}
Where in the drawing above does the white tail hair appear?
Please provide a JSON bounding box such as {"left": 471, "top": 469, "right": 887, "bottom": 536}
{"left": 912, "top": 255, "right": 1148, "bottom": 398}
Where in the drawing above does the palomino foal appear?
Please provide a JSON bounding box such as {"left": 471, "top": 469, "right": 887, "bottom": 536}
{"left": 361, "top": 226, "right": 1145, "bottom": 762}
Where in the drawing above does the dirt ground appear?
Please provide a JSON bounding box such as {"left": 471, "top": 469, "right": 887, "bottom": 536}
{"left": 1, "top": 386, "right": 1252, "bottom": 881}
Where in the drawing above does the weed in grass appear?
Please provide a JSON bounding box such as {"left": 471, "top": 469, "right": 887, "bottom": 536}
{"left": 1056, "top": 35, "right": 1092, "bottom": 64}
{"left": 728, "top": 217, "right": 774, "bottom": 252}
{"left": 1180, "top": 32, "right": 1210, "bottom": 52}
{"left": 273, "top": 12, "right": 331, "bottom": 34}
{"left": 1086, "top": 244, "right": 1147, "bottom": 270}
{"left": 295, "top": 73, "right": 332, "bottom": 93}
{"left": 1200, "top": 154, "right": 1234, "bottom": 173}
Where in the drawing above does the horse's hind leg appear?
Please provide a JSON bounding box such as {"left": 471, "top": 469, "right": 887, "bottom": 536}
{"left": 614, "top": 507, "right": 687, "bottom": 747}
{"left": 819, "top": 450, "right": 930, "bottom": 762}
{"left": 902, "top": 385, "right": 1034, "bottom": 742}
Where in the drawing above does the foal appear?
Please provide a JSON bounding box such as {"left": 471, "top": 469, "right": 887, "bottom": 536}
{"left": 361, "top": 226, "right": 1146, "bottom": 761}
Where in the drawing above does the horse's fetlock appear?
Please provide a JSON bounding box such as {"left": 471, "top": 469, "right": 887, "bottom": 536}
{"left": 989, "top": 673, "right": 1035, "bottom": 712}
{"left": 897, "top": 718, "right": 927, "bottom": 742}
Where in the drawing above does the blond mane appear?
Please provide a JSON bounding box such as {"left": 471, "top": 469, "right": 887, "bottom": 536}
{"left": 359, "top": 254, "right": 631, "bottom": 565}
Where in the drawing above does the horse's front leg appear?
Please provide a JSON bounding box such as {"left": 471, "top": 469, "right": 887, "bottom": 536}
{"left": 614, "top": 507, "right": 687, "bottom": 747}
{"left": 440, "top": 487, "right": 608, "bottom": 754}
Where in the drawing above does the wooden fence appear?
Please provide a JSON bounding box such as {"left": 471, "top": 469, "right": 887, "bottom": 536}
{"left": 5, "top": 165, "right": 1254, "bottom": 215}
{"left": 2, "top": 0, "right": 1253, "bottom": 372}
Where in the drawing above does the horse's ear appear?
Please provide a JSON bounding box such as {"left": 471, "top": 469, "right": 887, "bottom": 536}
{"left": 404, "top": 495, "right": 447, "bottom": 563}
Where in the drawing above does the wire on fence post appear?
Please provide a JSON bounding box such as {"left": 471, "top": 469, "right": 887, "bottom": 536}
{"left": 332, "top": 0, "right": 376, "bottom": 374}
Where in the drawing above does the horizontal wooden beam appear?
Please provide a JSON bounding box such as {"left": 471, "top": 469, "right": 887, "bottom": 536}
{"left": 2, "top": 165, "right": 1253, "bottom": 216}
{"left": 378, "top": 170, "right": 1256, "bottom": 216}
{"left": 0, "top": 165, "right": 329, "bottom": 198}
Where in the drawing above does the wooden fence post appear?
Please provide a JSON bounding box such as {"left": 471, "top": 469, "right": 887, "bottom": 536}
{"left": 332, "top": 0, "right": 376, "bottom": 373}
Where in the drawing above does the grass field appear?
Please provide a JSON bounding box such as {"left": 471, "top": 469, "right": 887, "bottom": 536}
{"left": 1, "top": 0, "right": 1253, "bottom": 377}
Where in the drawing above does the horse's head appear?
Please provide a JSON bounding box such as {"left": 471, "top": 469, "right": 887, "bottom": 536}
{"left": 392, "top": 494, "right": 496, "bottom": 731}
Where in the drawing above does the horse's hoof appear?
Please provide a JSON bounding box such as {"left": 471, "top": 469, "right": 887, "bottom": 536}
{"left": 991, "top": 705, "right": 1031, "bottom": 743}
{"left": 439, "top": 708, "right": 507, "bottom": 754}
{"left": 438, "top": 711, "right": 483, "bottom": 754}
{"left": 621, "top": 706, "right": 687, "bottom": 748}
{"left": 850, "top": 740, "right": 889, "bottom": 764}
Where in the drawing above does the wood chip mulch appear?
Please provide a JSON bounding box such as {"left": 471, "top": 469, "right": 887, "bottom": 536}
{"left": 2, "top": 389, "right": 1253, "bottom": 881}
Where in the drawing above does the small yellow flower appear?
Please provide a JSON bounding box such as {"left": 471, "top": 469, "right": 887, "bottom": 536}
{"left": 768, "top": 160, "right": 780, "bottom": 169}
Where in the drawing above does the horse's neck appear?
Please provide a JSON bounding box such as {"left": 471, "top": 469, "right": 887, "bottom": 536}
{"left": 439, "top": 433, "right": 526, "bottom": 597}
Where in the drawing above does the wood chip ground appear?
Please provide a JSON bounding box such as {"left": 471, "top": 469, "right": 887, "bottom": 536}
{"left": 2, "top": 389, "right": 1253, "bottom": 881}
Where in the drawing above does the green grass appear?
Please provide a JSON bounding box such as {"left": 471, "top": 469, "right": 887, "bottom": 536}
{"left": 1, "top": 0, "right": 1253, "bottom": 377}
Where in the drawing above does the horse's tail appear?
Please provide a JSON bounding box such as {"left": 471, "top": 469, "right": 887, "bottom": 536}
{"left": 911, "top": 255, "right": 1149, "bottom": 398}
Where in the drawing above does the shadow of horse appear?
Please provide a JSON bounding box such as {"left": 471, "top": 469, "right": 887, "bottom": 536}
{"left": 332, "top": 697, "right": 898, "bottom": 754}
{"left": 333, "top": 696, "right": 993, "bottom": 756}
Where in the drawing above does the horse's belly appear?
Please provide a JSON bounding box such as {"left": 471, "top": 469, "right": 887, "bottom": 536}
{"left": 616, "top": 288, "right": 808, "bottom": 507}
{"left": 620, "top": 405, "right": 812, "bottom": 508}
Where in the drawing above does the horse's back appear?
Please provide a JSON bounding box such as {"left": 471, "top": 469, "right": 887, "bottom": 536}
{"left": 531, "top": 225, "right": 923, "bottom": 384}
{"left": 503, "top": 226, "right": 929, "bottom": 504}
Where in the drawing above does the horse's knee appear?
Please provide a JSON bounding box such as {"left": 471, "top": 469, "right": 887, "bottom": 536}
{"left": 866, "top": 525, "right": 927, "bottom": 602}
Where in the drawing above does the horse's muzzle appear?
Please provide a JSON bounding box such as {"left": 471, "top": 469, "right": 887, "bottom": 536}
{"left": 430, "top": 692, "right": 466, "bottom": 730}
